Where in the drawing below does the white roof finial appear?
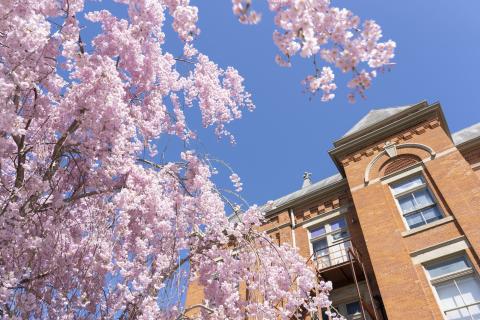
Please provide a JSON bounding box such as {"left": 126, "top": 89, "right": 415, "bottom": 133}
{"left": 302, "top": 172, "right": 312, "bottom": 188}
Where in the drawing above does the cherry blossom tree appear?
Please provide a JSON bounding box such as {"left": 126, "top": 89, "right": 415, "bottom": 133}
{"left": 0, "top": 0, "right": 394, "bottom": 318}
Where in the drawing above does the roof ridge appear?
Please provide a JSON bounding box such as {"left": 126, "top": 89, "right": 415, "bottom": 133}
{"left": 452, "top": 122, "right": 480, "bottom": 145}
{"left": 342, "top": 105, "right": 412, "bottom": 138}
{"left": 263, "top": 173, "right": 344, "bottom": 214}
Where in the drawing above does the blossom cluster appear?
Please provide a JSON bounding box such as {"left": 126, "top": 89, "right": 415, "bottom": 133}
{"left": 229, "top": 173, "right": 243, "bottom": 192}
{"left": 232, "top": 0, "right": 262, "bottom": 24}
{"left": 193, "top": 207, "right": 336, "bottom": 319}
{"left": 304, "top": 67, "right": 337, "bottom": 101}
{"left": 232, "top": 0, "right": 396, "bottom": 102}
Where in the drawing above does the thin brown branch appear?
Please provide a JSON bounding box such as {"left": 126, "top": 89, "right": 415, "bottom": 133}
{"left": 176, "top": 304, "right": 215, "bottom": 320}
{"left": 43, "top": 116, "right": 82, "bottom": 182}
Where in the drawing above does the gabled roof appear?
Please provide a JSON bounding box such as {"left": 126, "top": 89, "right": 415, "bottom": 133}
{"left": 342, "top": 105, "right": 412, "bottom": 138}
{"left": 452, "top": 122, "right": 480, "bottom": 146}
{"left": 264, "top": 173, "right": 344, "bottom": 215}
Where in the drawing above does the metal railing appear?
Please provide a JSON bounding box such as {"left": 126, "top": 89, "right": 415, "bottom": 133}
{"left": 313, "top": 239, "right": 353, "bottom": 270}
{"left": 308, "top": 239, "right": 380, "bottom": 320}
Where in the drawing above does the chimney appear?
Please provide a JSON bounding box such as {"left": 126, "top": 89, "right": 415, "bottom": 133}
{"left": 302, "top": 172, "right": 312, "bottom": 188}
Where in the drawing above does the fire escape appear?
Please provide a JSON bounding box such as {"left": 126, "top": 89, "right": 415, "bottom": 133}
{"left": 306, "top": 239, "right": 381, "bottom": 320}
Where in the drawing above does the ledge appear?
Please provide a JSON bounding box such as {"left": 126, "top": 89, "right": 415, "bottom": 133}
{"left": 401, "top": 216, "right": 455, "bottom": 237}
{"left": 297, "top": 205, "right": 350, "bottom": 229}
{"left": 410, "top": 235, "right": 468, "bottom": 265}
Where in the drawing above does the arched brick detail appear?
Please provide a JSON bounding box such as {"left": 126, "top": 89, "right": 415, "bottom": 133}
{"left": 363, "top": 143, "right": 436, "bottom": 184}
{"left": 379, "top": 154, "right": 421, "bottom": 177}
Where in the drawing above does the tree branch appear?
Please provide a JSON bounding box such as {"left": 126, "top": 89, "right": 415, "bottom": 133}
{"left": 176, "top": 304, "right": 215, "bottom": 319}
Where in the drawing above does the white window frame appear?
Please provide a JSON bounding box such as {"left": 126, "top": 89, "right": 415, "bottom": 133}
{"left": 308, "top": 216, "right": 350, "bottom": 255}
{"left": 424, "top": 253, "right": 480, "bottom": 319}
{"left": 389, "top": 173, "right": 443, "bottom": 230}
{"left": 308, "top": 216, "right": 352, "bottom": 271}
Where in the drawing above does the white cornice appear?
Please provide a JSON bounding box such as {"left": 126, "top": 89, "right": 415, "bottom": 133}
{"left": 329, "top": 101, "right": 450, "bottom": 174}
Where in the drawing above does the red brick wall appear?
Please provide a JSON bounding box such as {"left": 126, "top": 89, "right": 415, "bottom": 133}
{"left": 340, "top": 116, "right": 480, "bottom": 319}
{"left": 459, "top": 145, "right": 480, "bottom": 179}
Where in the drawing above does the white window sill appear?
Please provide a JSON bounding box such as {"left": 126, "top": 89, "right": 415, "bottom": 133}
{"left": 401, "top": 216, "right": 455, "bottom": 237}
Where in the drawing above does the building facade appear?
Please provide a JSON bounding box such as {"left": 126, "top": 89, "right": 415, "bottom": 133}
{"left": 185, "top": 101, "right": 480, "bottom": 320}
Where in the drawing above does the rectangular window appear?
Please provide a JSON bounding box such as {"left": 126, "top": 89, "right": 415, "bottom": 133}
{"left": 426, "top": 255, "right": 480, "bottom": 319}
{"left": 390, "top": 175, "right": 443, "bottom": 229}
{"left": 310, "top": 217, "right": 351, "bottom": 269}
{"left": 333, "top": 300, "right": 365, "bottom": 320}
{"left": 346, "top": 301, "right": 361, "bottom": 316}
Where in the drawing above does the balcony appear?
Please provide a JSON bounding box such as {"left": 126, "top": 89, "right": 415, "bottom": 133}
{"left": 308, "top": 239, "right": 382, "bottom": 320}
{"left": 309, "top": 239, "right": 367, "bottom": 289}
{"left": 313, "top": 239, "right": 354, "bottom": 270}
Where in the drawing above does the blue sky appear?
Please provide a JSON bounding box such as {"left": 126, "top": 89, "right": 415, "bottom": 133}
{"left": 185, "top": 0, "right": 480, "bottom": 206}
{"left": 72, "top": 0, "right": 480, "bottom": 311}
{"left": 83, "top": 1, "right": 480, "bottom": 208}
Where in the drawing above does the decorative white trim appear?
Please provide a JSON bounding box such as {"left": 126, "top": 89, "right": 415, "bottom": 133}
{"left": 430, "top": 268, "right": 474, "bottom": 285}
{"left": 364, "top": 150, "right": 387, "bottom": 184}
{"left": 411, "top": 236, "right": 469, "bottom": 264}
{"left": 300, "top": 206, "right": 348, "bottom": 229}
{"left": 435, "top": 146, "right": 456, "bottom": 158}
{"left": 307, "top": 223, "right": 314, "bottom": 256}
{"left": 384, "top": 141, "right": 398, "bottom": 158}
{"left": 381, "top": 163, "right": 424, "bottom": 184}
{"left": 364, "top": 142, "right": 436, "bottom": 184}
{"left": 351, "top": 145, "right": 459, "bottom": 193}
{"left": 264, "top": 222, "right": 291, "bottom": 234}
{"left": 398, "top": 143, "right": 436, "bottom": 157}
{"left": 350, "top": 183, "right": 367, "bottom": 193}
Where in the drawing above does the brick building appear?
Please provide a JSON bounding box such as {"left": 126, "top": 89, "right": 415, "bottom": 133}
{"left": 185, "top": 101, "right": 480, "bottom": 320}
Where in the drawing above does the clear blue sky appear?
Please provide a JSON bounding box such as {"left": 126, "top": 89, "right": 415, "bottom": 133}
{"left": 185, "top": 0, "right": 480, "bottom": 206}
{"left": 83, "top": 1, "right": 480, "bottom": 208}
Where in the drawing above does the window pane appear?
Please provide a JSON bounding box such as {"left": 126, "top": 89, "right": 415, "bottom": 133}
{"left": 422, "top": 207, "right": 442, "bottom": 224}
{"left": 398, "top": 194, "right": 416, "bottom": 213}
{"left": 405, "top": 212, "right": 425, "bottom": 228}
{"left": 427, "top": 256, "right": 470, "bottom": 279}
{"left": 332, "top": 230, "right": 349, "bottom": 241}
{"left": 330, "top": 218, "right": 346, "bottom": 231}
{"left": 413, "top": 189, "right": 435, "bottom": 208}
{"left": 391, "top": 176, "right": 424, "bottom": 194}
{"left": 436, "top": 281, "right": 464, "bottom": 310}
{"left": 468, "top": 304, "right": 480, "bottom": 319}
{"left": 312, "top": 238, "right": 328, "bottom": 254}
{"left": 311, "top": 226, "right": 326, "bottom": 239}
{"left": 446, "top": 307, "right": 472, "bottom": 320}
{"left": 346, "top": 301, "right": 361, "bottom": 315}
{"left": 457, "top": 276, "right": 480, "bottom": 305}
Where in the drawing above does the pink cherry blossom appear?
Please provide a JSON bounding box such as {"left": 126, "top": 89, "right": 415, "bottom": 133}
{"left": 304, "top": 67, "right": 337, "bottom": 101}
{"left": 233, "top": 0, "right": 396, "bottom": 102}
{"left": 229, "top": 173, "right": 243, "bottom": 192}
{"left": 0, "top": 0, "right": 390, "bottom": 318}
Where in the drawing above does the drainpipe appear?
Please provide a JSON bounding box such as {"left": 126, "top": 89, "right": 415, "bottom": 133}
{"left": 289, "top": 207, "right": 301, "bottom": 290}
{"left": 289, "top": 208, "right": 297, "bottom": 248}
